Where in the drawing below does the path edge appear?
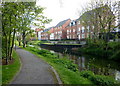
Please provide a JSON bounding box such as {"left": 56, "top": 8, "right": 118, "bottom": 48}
{"left": 9, "top": 49, "right": 22, "bottom": 84}
{"left": 50, "top": 66, "right": 63, "bottom": 84}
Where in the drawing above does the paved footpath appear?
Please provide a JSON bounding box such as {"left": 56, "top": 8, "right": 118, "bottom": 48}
{"left": 11, "top": 47, "right": 55, "bottom": 84}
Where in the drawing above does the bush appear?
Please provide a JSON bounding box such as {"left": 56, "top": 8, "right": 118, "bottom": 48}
{"left": 80, "top": 71, "right": 94, "bottom": 78}
{"left": 79, "top": 71, "right": 117, "bottom": 86}
{"left": 52, "top": 59, "right": 78, "bottom": 72}
{"left": 89, "top": 75, "right": 116, "bottom": 86}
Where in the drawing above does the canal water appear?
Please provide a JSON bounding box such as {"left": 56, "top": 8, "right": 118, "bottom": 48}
{"left": 39, "top": 47, "right": 120, "bottom": 81}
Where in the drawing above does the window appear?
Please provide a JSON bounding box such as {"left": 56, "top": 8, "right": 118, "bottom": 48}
{"left": 82, "top": 34, "right": 85, "bottom": 38}
{"left": 75, "top": 21, "right": 77, "bottom": 25}
{"left": 73, "top": 29, "right": 75, "bottom": 32}
{"left": 87, "top": 26, "right": 90, "bottom": 32}
{"left": 78, "top": 35, "right": 80, "bottom": 39}
{"left": 71, "top": 22, "right": 73, "bottom": 26}
{"left": 78, "top": 27, "right": 80, "bottom": 31}
{"left": 67, "top": 36, "right": 69, "bottom": 39}
{"left": 73, "top": 21, "right": 75, "bottom": 26}
{"left": 82, "top": 27, "right": 85, "bottom": 33}
{"left": 67, "top": 30, "right": 69, "bottom": 34}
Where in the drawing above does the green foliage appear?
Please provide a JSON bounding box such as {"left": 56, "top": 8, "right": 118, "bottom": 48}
{"left": 80, "top": 71, "right": 94, "bottom": 78}
{"left": 79, "top": 42, "right": 120, "bottom": 61}
{"left": 89, "top": 75, "right": 116, "bottom": 86}
{"left": 24, "top": 46, "right": 93, "bottom": 84}
{"left": 2, "top": 50, "right": 21, "bottom": 84}
{"left": 52, "top": 59, "right": 78, "bottom": 72}
{"left": 24, "top": 46, "right": 118, "bottom": 84}
{"left": 110, "top": 50, "right": 120, "bottom": 60}
{"left": 79, "top": 71, "right": 117, "bottom": 86}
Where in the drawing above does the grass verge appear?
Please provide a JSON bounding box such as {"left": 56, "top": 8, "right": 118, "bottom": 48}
{"left": 23, "top": 46, "right": 93, "bottom": 84}
{"left": 23, "top": 46, "right": 118, "bottom": 85}
{"left": 2, "top": 50, "right": 21, "bottom": 84}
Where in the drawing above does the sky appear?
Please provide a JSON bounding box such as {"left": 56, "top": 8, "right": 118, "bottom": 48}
{"left": 36, "top": 0, "right": 119, "bottom": 29}
{"left": 36, "top": 0, "right": 91, "bottom": 28}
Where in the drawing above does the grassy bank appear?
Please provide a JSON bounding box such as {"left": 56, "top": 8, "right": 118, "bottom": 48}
{"left": 2, "top": 50, "right": 21, "bottom": 84}
{"left": 79, "top": 41, "right": 120, "bottom": 61}
{"left": 23, "top": 46, "right": 118, "bottom": 85}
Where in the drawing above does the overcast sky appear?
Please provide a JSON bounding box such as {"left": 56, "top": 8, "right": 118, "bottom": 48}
{"left": 36, "top": 0, "right": 119, "bottom": 29}
{"left": 36, "top": 0, "right": 91, "bottom": 28}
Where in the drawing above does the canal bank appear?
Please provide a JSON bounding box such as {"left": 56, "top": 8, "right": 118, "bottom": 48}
{"left": 39, "top": 44, "right": 120, "bottom": 81}
{"left": 24, "top": 45, "right": 120, "bottom": 85}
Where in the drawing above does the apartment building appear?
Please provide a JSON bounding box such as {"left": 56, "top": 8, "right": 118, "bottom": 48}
{"left": 54, "top": 19, "right": 71, "bottom": 40}
{"left": 66, "top": 18, "right": 91, "bottom": 41}
{"left": 41, "top": 29, "right": 50, "bottom": 40}
{"left": 66, "top": 20, "right": 77, "bottom": 40}
{"left": 35, "top": 28, "right": 43, "bottom": 40}
{"left": 39, "top": 5, "right": 115, "bottom": 42}
{"left": 49, "top": 27, "right": 54, "bottom": 40}
{"left": 41, "top": 27, "right": 54, "bottom": 40}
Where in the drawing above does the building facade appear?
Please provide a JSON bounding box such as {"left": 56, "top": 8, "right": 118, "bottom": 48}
{"left": 35, "top": 28, "right": 43, "bottom": 40}
{"left": 54, "top": 19, "right": 71, "bottom": 40}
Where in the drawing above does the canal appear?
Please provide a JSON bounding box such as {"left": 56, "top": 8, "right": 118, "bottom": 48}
{"left": 39, "top": 45, "right": 120, "bottom": 81}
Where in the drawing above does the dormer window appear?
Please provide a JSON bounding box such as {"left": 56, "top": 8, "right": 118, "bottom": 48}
{"left": 73, "top": 21, "right": 75, "bottom": 26}
{"left": 75, "top": 21, "right": 77, "bottom": 25}
{"left": 71, "top": 22, "right": 73, "bottom": 26}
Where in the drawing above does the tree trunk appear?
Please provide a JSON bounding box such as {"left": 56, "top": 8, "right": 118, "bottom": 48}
{"left": 9, "top": 29, "right": 16, "bottom": 60}
{"left": 19, "top": 42, "right": 21, "bottom": 46}
{"left": 5, "top": 36, "right": 8, "bottom": 65}
{"left": 22, "top": 32, "right": 26, "bottom": 48}
{"left": 8, "top": 29, "right": 12, "bottom": 60}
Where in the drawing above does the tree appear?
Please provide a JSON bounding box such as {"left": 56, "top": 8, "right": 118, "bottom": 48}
{"left": 2, "top": 1, "right": 52, "bottom": 64}
{"left": 79, "top": 0, "right": 119, "bottom": 43}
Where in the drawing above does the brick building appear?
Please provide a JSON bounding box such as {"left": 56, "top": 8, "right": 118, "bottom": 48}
{"left": 54, "top": 19, "right": 71, "bottom": 40}
{"left": 66, "top": 18, "right": 90, "bottom": 41}
{"left": 41, "top": 27, "right": 54, "bottom": 40}
{"left": 35, "top": 28, "right": 43, "bottom": 40}
{"left": 41, "top": 29, "right": 50, "bottom": 40}
{"left": 48, "top": 27, "right": 54, "bottom": 40}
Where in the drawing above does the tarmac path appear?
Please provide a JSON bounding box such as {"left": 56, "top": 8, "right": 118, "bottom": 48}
{"left": 11, "top": 47, "right": 55, "bottom": 84}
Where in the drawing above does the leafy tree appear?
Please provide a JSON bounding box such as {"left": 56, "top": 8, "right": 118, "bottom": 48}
{"left": 2, "top": 1, "right": 51, "bottom": 64}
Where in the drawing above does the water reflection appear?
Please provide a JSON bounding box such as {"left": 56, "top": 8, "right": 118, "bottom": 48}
{"left": 45, "top": 49, "right": 120, "bottom": 81}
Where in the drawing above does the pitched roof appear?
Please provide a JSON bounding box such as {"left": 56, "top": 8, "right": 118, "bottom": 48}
{"left": 43, "top": 27, "right": 54, "bottom": 32}
{"left": 55, "top": 18, "right": 70, "bottom": 28}
{"left": 35, "top": 28, "right": 43, "bottom": 32}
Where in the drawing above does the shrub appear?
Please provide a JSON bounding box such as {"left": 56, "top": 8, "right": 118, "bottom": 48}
{"left": 79, "top": 71, "right": 94, "bottom": 78}
{"left": 52, "top": 59, "right": 78, "bottom": 72}
{"left": 89, "top": 75, "right": 116, "bottom": 86}
{"left": 65, "top": 61, "right": 78, "bottom": 72}
{"left": 79, "top": 71, "right": 117, "bottom": 86}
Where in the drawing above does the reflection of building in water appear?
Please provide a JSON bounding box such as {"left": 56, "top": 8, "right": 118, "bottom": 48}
{"left": 82, "top": 57, "right": 85, "bottom": 68}
{"left": 115, "top": 70, "right": 120, "bottom": 81}
{"left": 77, "top": 56, "right": 85, "bottom": 71}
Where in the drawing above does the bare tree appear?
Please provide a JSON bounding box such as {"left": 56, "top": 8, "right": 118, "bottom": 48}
{"left": 79, "top": 0, "right": 119, "bottom": 43}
